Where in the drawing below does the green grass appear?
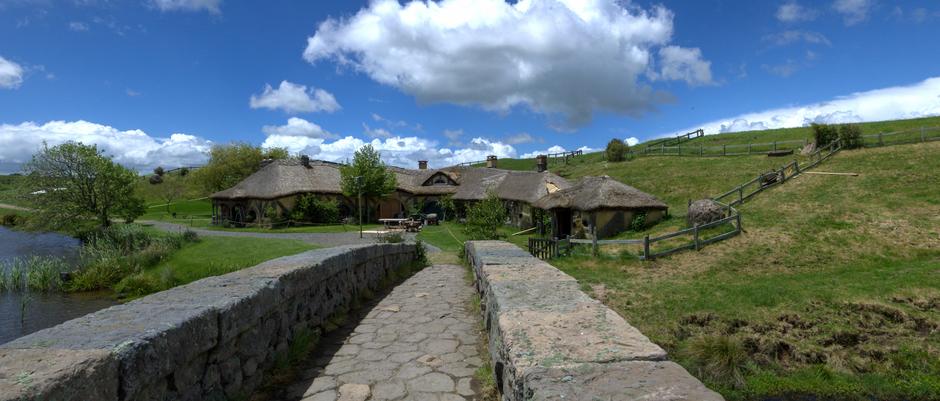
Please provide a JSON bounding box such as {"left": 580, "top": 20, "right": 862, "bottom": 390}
{"left": 115, "top": 236, "right": 316, "bottom": 298}
{"left": 417, "top": 221, "right": 529, "bottom": 253}
{"left": 518, "top": 139, "right": 940, "bottom": 400}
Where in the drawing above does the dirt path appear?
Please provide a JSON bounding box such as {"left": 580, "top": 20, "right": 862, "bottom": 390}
{"left": 0, "top": 203, "right": 32, "bottom": 212}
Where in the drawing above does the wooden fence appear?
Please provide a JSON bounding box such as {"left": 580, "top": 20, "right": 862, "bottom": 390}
{"left": 528, "top": 236, "right": 571, "bottom": 259}
{"left": 636, "top": 126, "right": 940, "bottom": 158}
{"left": 644, "top": 129, "right": 705, "bottom": 148}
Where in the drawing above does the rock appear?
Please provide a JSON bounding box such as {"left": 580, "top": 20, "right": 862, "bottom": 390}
{"left": 687, "top": 199, "right": 726, "bottom": 227}
{"left": 338, "top": 383, "right": 370, "bottom": 401}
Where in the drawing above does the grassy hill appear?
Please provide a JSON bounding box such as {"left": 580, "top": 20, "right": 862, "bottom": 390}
{"left": 497, "top": 126, "right": 940, "bottom": 399}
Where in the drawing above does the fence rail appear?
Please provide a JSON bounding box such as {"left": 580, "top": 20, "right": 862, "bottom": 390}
{"left": 528, "top": 237, "right": 571, "bottom": 259}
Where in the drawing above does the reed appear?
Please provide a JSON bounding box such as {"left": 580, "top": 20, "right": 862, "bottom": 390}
{"left": 0, "top": 256, "right": 69, "bottom": 292}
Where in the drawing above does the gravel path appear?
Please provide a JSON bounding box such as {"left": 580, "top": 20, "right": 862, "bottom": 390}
{"left": 142, "top": 220, "right": 441, "bottom": 252}
{"left": 278, "top": 264, "right": 484, "bottom": 401}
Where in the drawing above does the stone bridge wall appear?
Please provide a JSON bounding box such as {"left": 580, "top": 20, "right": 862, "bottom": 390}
{"left": 465, "top": 240, "right": 725, "bottom": 401}
{"left": 0, "top": 243, "right": 416, "bottom": 401}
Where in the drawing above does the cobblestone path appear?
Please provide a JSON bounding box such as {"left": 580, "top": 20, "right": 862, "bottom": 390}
{"left": 281, "top": 264, "right": 484, "bottom": 401}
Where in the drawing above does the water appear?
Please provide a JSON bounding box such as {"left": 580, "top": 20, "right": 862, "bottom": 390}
{"left": 0, "top": 226, "right": 117, "bottom": 345}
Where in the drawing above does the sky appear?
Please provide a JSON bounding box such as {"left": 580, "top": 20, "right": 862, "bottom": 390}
{"left": 2, "top": 0, "right": 940, "bottom": 172}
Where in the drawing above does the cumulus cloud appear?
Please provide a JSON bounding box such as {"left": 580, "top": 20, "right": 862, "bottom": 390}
{"left": 656, "top": 46, "right": 713, "bottom": 86}
{"left": 0, "top": 120, "right": 212, "bottom": 173}
{"left": 625, "top": 137, "right": 639, "bottom": 146}
{"left": 362, "top": 124, "right": 393, "bottom": 139}
{"left": 763, "top": 30, "right": 831, "bottom": 46}
{"left": 776, "top": 1, "right": 817, "bottom": 22}
{"left": 261, "top": 133, "right": 520, "bottom": 169}
{"left": 249, "top": 80, "right": 341, "bottom": 114}
{"left": 304, "top": 0, "right": 711, "bottom": 129}
{"left": 663, "top": 77, "right": 940, "bottom": 136}
{"left": 519, "top": 145, "right": 595, "bottom": 159}
{"left": 0, "top": 56, "right": 25, "bottom": 89}
{"left": 833, "top": 0, "right": 873, "bottom": 25}
{"left": 261, "top": 117, "right": 336, "bottom": 139}
{"left": 150, "top": 0, "right": 221, "bottom": 14}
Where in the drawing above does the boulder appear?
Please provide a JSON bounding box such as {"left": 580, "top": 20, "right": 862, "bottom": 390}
{"left": 687, "top": 199, "right": 725, "bottom": 227}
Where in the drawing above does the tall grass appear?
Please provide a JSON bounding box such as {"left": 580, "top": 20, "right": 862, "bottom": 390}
{"left": 0, "top": 256, "right": 70, "bottom": 292}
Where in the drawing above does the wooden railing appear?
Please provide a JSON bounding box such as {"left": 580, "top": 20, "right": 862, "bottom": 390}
{"left": 527, "top": 236, "right": 571, "bottom": 260}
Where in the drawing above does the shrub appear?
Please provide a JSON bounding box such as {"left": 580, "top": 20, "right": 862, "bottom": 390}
{"left": 811, "top": 123, "right": 839, "bottom": 147}
{"left": 377, "top": 231, "right": 405, "bottom": 243}
{"left": 414, "top": 239, "right": 429, "bottom": 267}
{"left": 1, "top": 214, "right": 19, "bottom": 226}
{"left": 182, "top": 230, "right": 199, "bottom": 243}
{"left": 630, "top": 211, "right": 647, "bottom": 232}
{"left": 605, "top": 138, "right": 629, "bottom": 162}
{"left": 464, "top": 191, "right": 507, "bottom": 240}
{"left": 291, "top": 195, "right": 341, "bottom": 224}
{"left": 838, "top": 124, "right": 863, "bottom": 149}
{"left": 149, "top": 174, "right": 163, "bottom": 185}
{"left": 682, "top": 335, "right": 749, "bottom": 389}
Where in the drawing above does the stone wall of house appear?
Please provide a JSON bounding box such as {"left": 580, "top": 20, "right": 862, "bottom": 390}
{"left": 465, "top": 240, "right": 725, "bottom": 401}
{"left": 0, "top": 244, "right": 416, "bottom": 401}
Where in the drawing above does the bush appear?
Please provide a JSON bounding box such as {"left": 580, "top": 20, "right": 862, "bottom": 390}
{"left": 148, "top": 174, "right": 163, "bottom": 185}
{"left": 377, "top": 231, "right": 405, "bottom": 244}
{"left": 605, "top": 138, "right": 629, "bottom": 162}
{"left": 464, "top": 192, "right": 507, "bottom": 240}
{"left": 291, "top": 195, "right": 341, "bottom": 224}
{"left": 811, "top": 123, "right": 839, "bottom": 147}
{"left": 631, "top": 212, "right": 647, "bottom": 232}
{"left": 414, "top": 239, "right": 429, "bottom": 267}
{"left": 838, "top": 124, "right": 863, "bottom": 149}
{"left": 1, "top": 214, "right": 19, "bottom": 226}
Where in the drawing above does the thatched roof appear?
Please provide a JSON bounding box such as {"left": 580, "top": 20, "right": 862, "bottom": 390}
{"left": 211, "top": 159, "right": 570, "bottom": 204}
{"left": 534, "top": 175, "right": 667, "bottom": 211}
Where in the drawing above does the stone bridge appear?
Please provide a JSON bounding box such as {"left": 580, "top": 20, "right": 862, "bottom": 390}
{"left": 0, "top": 241, "right": 722, "bottom": 401}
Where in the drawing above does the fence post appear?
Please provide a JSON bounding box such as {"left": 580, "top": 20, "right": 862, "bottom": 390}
{"left": 738, "top": 186, "right": 744, "bottom": 204}
{"left": 643, "top": 235, "right": 651, "bottom": 261}
{"left": 922, "top": 126, "right": 926, "bottom": 143}
{"left": 661, "top": 144, "right": 665, "bottom": 154}
{"left": 878, "top": 132, "right": 884, "bottom": 146}
{"left": 700, "top": 145, "right": 704, "bottom": 156}
{"left": 591, "top": 228, "right": 598, "bottom": 257}
{"left": 736, "top": 212, "right": 743, "bottom": 233}
{"left": 693, "top": 224, "right": 700, "bottom": 251}
{"left": 723, "top": 145, "right": 727, "bottom": 156}
{"left": 773, "top": 141, "right": 777, "bottom": 151}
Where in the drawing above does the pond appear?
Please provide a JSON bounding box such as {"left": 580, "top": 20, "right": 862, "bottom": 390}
{"left": 0, "top": 226, "right": 117, "bottom": 345}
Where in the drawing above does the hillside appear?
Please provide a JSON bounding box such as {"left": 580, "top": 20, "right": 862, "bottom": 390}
{"left": 527, "top": 136, "right": 940, "bottom": 399}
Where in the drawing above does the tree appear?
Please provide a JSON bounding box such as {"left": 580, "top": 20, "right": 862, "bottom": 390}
{"left": 811, "top": 123, "right": 839, "bottom": 147}
{"left": 838, "top": 124, "right": 863, "bottom": 149}
{"left": 153, "top": 166, "right": 165, "bottom": 177}
{"left": 159, "top": 175, "right": 185, "bottom": 214}
{"left": 464, "top": 191, "right": 507, "bottom": 240}
{"left": 22, "top": 142, "right": 143, "bottom": 230}
{"left": 606, "top": 138, "right": 629, "bottom": 162}
{"left": 193, "top": 143, "right": 288, "bottom": 192}
{"left": 340, "top": 144, "right": 397, "bottom": 222}
{"left": 439, "top": 194, "right": 455, "bottom": 222}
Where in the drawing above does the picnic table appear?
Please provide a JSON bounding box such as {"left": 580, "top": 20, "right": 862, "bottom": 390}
{"left": 379, "top": 218, "right": 408, "bottom": 231}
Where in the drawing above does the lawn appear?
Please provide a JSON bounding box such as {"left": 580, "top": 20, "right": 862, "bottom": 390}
{"left": 116, "top": 236, "right": 317, "bottom": 298}
{"left": 537, "top": 140, "right": 940, "bottom": 400}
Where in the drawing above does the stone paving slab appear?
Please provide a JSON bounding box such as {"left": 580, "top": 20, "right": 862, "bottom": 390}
{"left": 281, "top": 264, "right": 483, "bottom": 401}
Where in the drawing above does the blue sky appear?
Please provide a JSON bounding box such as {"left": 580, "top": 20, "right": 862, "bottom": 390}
{"left": 1, "top": 0, "right": 939, "bottom": 172}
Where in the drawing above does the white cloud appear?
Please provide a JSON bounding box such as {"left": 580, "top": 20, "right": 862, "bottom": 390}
{"left": 0, "top": 120, "right": 212, "bottom": 173}
{"left": 503, "top": 132, "right": 539, "bottom": 145}
{"left": 150, "top": 0, "right": 221, "bottom": 14}
{"left": 664, "top": 77, "right": 940, "bottom": 136}
{"left": 656, "top": 46, "right": 713, "bottom": 86}
{"left": 625, "top": 137, "right": 639, "bottom": 146}
{"left": 362, "top": 123, "right": 393, "bottom": 139}
{"left": 833, "top": 0, "right": 873, "bottom": 25}
{"left": 519, "top": 145, "right": 595, "bottom": 159}
{"left": 249, "top": 81, "right": 340, "bottom": 114}
{"left": 776, "top": 1, "right": 817, "bottom": 22}
{"left": 0, "top": 56, "right": 25, "bottom": 89}
{"left": 68, "top": 21, "right": 89, "bottom": 31}
{"left": 261, "top": 117, "right": 336, "bottom": 139}
{"left": 763, "top": 30, "right": 831, "bottom": 46}
{"left": 304, "top": 0, "right": 711, "bottom": 129}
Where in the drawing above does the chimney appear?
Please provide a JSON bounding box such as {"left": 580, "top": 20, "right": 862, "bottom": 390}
{"left": 300, "top": 155, "right": 311, "bottom": 168}
{"left": 418, "top": 160, "right": 428, "bottom": 170}
{"left": 486, "top": 155, "right": 498, "bottom": 168}
{"left": 536, "top": 154, "right": 548, "bottom": 172}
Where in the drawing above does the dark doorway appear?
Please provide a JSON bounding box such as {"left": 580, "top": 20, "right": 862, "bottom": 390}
{"left": 554, "top": 209, "right": 572, "bottom": 238}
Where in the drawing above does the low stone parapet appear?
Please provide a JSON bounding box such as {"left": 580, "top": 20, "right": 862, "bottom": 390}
{"left": 465, "top": 240, "right": 724, "bottom": 400}
{"left": 0, "top": 243, "right": 416, "bottom": 401}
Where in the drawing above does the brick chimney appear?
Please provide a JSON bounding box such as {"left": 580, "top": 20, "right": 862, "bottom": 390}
{"left": 418, "top": 160, "right": 428, "bottom": 170}
{"left": 536, "top": 154, "right": 548, "bottom": 172}
{"left": 486, "top": 155, "right": 498, "bottom": 168}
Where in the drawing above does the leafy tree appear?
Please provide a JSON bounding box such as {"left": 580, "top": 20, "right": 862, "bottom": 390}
{"left": 153, "top": 166, "right": 165, "bottom": 177}
{"left": 838, "top": 124, "right": 863, "bottom": 149}
{"left": 178, "top": 167, "right": 189, "bottom": 177}
{"left": 605, "top": 138, "right": 629, "bottom": 162}
{"left": 340, "top": 144, "right": 397, "bottom": 222}
{"left": 464, "top": 191, "right": 507, "bottom": 240}
{"left": 22, "top": 142, "right": 143, "bottom": 230}
{"left": 291, "top": 194, "right": 340, "bottom": 224}
{"left": 193, "top": 143, "right": 288, "bottom": 192}
{"left": 159, "top": 175, "right": 185, "bottom": 214}
{"left": 439, "top": 194, "right": 455, "bottom": 222}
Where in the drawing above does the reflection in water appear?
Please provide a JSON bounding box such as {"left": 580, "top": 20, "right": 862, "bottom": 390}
{"left": 0, "top": 226, "right": 117, "bottom": 345}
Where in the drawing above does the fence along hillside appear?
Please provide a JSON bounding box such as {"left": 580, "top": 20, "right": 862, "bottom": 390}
{"left": 635, "top": 125, "right": 940, "bottom": 158}
{"left": 528, "top": 137, "right": 845, "bottom": 261}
